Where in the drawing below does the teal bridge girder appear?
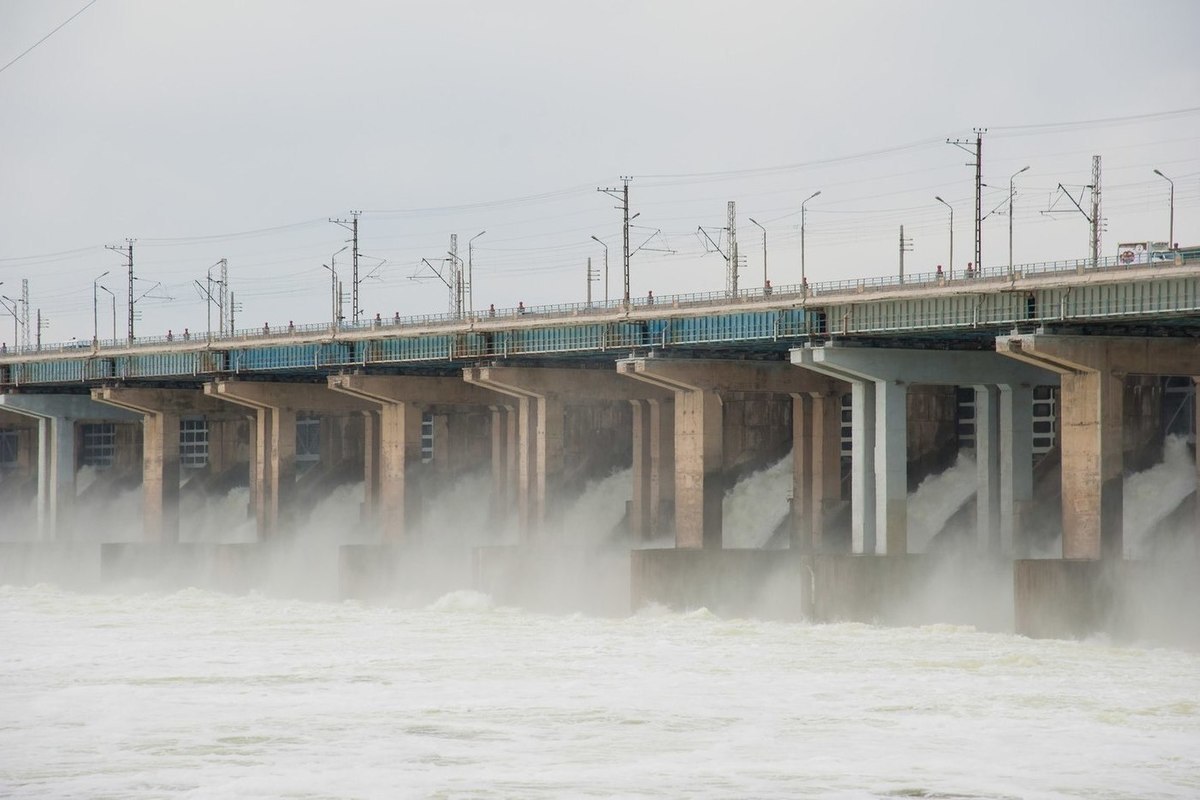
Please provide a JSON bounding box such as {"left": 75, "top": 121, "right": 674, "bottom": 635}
{"left": 2, "top": 250, "right": 1199, "bottom": 388}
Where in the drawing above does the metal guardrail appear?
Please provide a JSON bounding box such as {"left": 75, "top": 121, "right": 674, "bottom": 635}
{"left": 0, "top": 251, "right": 1192, "bottom": 359}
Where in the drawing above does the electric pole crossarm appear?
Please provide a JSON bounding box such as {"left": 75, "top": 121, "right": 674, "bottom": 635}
{"left": 697, "top": 226, "right": 728, "bottom": 259}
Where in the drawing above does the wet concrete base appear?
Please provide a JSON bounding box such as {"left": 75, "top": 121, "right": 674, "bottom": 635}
{"left": 1015, "top": 558, "right": 1200, "bottom": 646}
{"left": 0, "top": 542, "right": 103, "bottom": 590}
{"left": 100, "top": 543, "right": 264, "bottom": 593}
{"left": 632, "top": 549, "right": 1014, "bottom": 629}
{"left": 339, "top": 544, "right": 475, "bottom": 606}
{"left": 472, "top": 545, "right": 632, "bottom": 616}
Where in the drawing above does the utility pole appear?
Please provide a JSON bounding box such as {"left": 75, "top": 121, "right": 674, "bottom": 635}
{"left": 468, "top": 231, "right": 485, "bottom": 316}
{"left": 1040, "top": 155, "right": 1103, "bottom": 272}
{"left": 948, "top": 129, "right": 985, "bottom": 274}
{"left": 229, "top": 291, "right": 238, "bottom": 335}
{"left": 597, "top": 176, "right": 633, "bottom": 305}
{"left": 1008, "top": 166, "right": 1030, "bottom": 279}
{"left": 19, "top": 279, "right": 29, "bottom": 351}
{"left": 748, "top": 218, "right": 767, "bottom": 290}
{"left": 698, "top": 202, "right": 741, "bottom": 296}
{"left": 329, "top": 211, "right": 361, "bottom": 323}
{"left": 590, "top": 236, "right": 609, "bottom": 304}
{"left": 106, "top": 239, "right": 134, "bottom": 343}
{"left": 726, "top": 201, "right": 739, "bottom": 296}
{"left": 801, "top": 190, "right": 821, "bottom": 292}
{"left": 899, "top": 225, "right": 913, "bottom": 284}
{"left": 447, "top": 234, "right": 463, "bottom": 318}
{"left": 36, "top": 309, "right": 47, "bottom": 351}
{"left": 1090, "top": 155, "right": 1102, "bottom": 267}
{"left": 934, "top": 196, "right": 953, "bottom": 279}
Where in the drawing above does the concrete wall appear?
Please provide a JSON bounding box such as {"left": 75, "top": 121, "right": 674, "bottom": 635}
{"left": 561, "top": 402, "right": 633, "bottom": 491}
{"left": 907, "top": 384, "right": 959, "bottom": 486}
{"left": 721, "top": 392, "right": 792, "bottom": 472}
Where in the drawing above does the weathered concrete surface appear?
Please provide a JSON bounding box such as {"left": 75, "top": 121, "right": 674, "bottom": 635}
{"left": 0, "top": 394, "right": 140, "bottom": 539}
{"left": 996, "top": 335, "right": 1193, "bottom": 560}
{"left": 631, "top": 549, "right": 1014, "bottom": 629}
{"left": 1014, "top": 558, "right": 1200, "bottom": 646}
{"left": 618, "top": 358, "right": 843, "bottom": 550}
{"left": 0, "top": 542, "right": 102, "bottom": 589}
{"left": 340, "top": 543, "right": 480, "bottom": 605}
{"left": 100, "top": 542, "right": 265, "bottom": 593}
{"left": 206, "top": 380, "right": 373, "bottom": 539}
{"left": 472, "top": 545, "right": 631, "bottom": 616}
{"left": 330, "top": 374, "right": 501, "bottom": 542}
{"left": 466, "top": 366, "right": 660, "bottom": 538}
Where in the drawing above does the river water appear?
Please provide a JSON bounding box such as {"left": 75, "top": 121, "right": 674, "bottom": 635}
{"left": 4, "top": 448, "right": 1200, "bottom": 798}
{"left": 2, "top": 584, "right": 1198, "bottom": 799}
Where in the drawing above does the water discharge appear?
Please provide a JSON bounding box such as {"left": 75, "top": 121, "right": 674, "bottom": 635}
{"left": 1, "top": 585, "right": 1197, "bottom": 798}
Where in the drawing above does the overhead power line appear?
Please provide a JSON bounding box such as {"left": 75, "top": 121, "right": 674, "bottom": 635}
{"left": 0, "top": 0, "right": 98, "bottom": 77}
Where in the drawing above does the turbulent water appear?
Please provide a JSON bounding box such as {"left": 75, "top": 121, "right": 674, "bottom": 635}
{"left": 3, "top": 446, "right": 1200, "bottom": 796}
{"left": 2, "top": 585, "right": 1198, "bottom": 799}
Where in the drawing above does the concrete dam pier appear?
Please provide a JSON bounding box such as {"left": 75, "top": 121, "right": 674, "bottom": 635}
{"left": 3, "top": 255, "right": 1200, "bottom": 643}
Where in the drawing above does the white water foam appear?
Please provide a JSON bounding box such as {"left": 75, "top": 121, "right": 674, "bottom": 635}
{"left": 1123, "top": 434, "right": 1197, "bottom": 557}
{"left": 722, "top": 456, "right": 791, "bottom": 548}
{"left": 906, "top": 450, "right": 978, "bottom": 553}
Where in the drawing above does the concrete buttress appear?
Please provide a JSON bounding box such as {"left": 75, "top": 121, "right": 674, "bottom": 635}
{"left": 794, "top": 345, "right": 1057, "bottom": 556}
{"left": 92, "top": 387, "right": 235, "bottom": 543}
{"left": 618, "top": 358, "right": 844, "bottom": 550}
{"left": 998, "top": 334, "right": 1200, "bottom": 559}
{"left": 0, "top": 394, "right": 140, "bottom": 540}
{"left": 328, "top": 374, "right": 504, "bottom": 542}
{"left": 206, "top": 380, "right": 373, "bottom": 540}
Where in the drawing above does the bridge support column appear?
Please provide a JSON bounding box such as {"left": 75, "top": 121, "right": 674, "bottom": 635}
{"left": 208, "top": 381, "right": 373, "bottom": 540}
{"left": 796, "top": 345, "right": 1056, "bottom": 556}
{"left": 996, "top": 335, "right": 1174, "bottom": 559}
{"left": 630, "top": 400, "right": 653, "bottom": 540}
{"left": 489, "top": 405, "right": 516, "bottom": 518}
{"left": 648, "top": 398, "right": 674, "bottom": 537}
{"left": 92, "top": 387, "right": 236, "bottom": 543}
{"left": 467, "top": 366, "right": 654, "bottom": 540}
{"left": 0, "top": 394, "right": 140, "bottom": 540}
{"left": 789, "top": 389, "right": 843, "bottom": 550}
{"left": 329, "top": 375, "right": 501, "bottom": 542}
{"left": 620, "top": 358, "right": 844, "bottom": 550}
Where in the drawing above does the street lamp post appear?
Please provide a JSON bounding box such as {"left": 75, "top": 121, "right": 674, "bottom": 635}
{"left": 935, "top": 196, "right": 954, "bottom": 279}
{"left": 324, "top": 245, "right": 349, "bottom": 329}
{"left": 1154, "top": 169, "right": 1175, "bottom": 248}
{"left": 99, "top": 284, "right": 117, "bottom": 342}
{"left": 801, "top": 190, "right": 821, "bottom": 292}
{"left": 590, "top": 235, "right": 609, "bottom": 304}
{"left": 93, "top": 270, "right": 110, "bottom": 345}
{"left": 0, "top": 295, "right": 18, "bottom": 352}
{"left": 748, "top": 217, "right": 767, "bottom": 290}
{"left": 1008, "top": 166, "right": 1030, "bottom": 280}
{"left": 468, "top": 231, "right": 486, "bottom": 316}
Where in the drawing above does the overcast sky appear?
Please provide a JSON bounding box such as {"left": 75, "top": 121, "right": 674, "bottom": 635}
{"left": 1, "top": 0, "right": 1198, "bottom": 345}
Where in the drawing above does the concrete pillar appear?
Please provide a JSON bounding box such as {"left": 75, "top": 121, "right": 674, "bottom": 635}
{"left": 974, "top": 385, "right": 1002, "bottom": 553}
{"left": 328, "top": 374, "right": 501, "bottom": 542}
{"left": 811, "top": 390, "right": 843, "bottom": 549}
{"left": 630, "top": 400, "right": 653, "bottom": 539}
{"left": 489, "top": 405, "right": 512, "bottom": 517}
{"left": 619, "top": 358, "right": 844, "bottom": 550}
{"left": 92, "top": 387, "right": 236, "bottom": 544}
{"left": 362, "top": 410, "right": 381, "bottom": 525}
{"left": 648, "top": 397, "right": 674, "bottom": 536}
{"left": 796, "top": 344, "right": 1056, "bottom": 558}
{"left": 851, "top": 380, "right": 877, "bottom": 554}
{"left": 208, "top": 380, "right": 374, "bottom": 540}
{"left": 875, "top": 379, "right": 908, "bottom": 554}
{"left": 994, "top": 335, "right": 1192, "bottom": 560}
{"left": 677, "top": 387, "right": 723, "bottom": 549}
{"left": 0, "top": 394, "right": 140, "bottom": 540}
{"left": 467, "top": 366, "right": 659, "bottom": 540}
{"left": 1061, "top": 369, "right": 1124, "bottom": 560}
{"left": 1000, "top": 384, "right": 1034, "bottom": 556}
{"left": 791, "top": 393, "right": 814, "bottom": 549}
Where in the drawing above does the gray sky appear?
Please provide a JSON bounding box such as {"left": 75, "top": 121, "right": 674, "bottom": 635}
{"left": 1, "top": 0, "right": 1198, "bottom": 345}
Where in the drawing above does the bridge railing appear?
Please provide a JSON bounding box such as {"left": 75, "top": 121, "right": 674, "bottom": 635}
{"left": 0, "top": 251, "right": 1190, "bottom": 358}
